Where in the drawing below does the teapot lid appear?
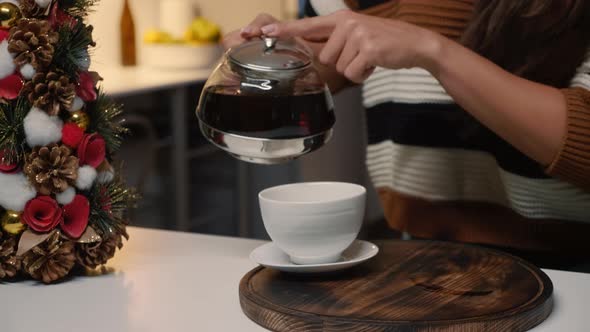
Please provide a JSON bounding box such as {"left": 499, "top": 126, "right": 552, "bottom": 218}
{"left": 228, "top": 37, "right": 311, "bottom": 72}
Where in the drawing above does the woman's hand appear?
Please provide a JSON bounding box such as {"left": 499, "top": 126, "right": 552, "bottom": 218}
{"left": 221, "top": 12, "right": 353, "bottom": 92}
{"left": 221, "top": 13, "right": 280, "bottom": 49}
{"left": 260, "top": 10, "right": 442, "bottom": 83}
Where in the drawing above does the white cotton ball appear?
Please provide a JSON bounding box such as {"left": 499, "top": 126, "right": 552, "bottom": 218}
{"left": 69, "top": 96, "right": 85, "bottom": 112}
{"left": 0, "top": 172, "right": 37, "bottom": 211}
{"left": 24, "top": 107, "right": 63, "bottom": 148}
{"left": 56, "top": 187, "right": 76, "bottom": 205}
{"left": 0, "top": 40, "right": 15, "bottom": 79}
{"left": 97, "top": 170, "right": 115, "bottom": 184}
{"left": 35, "top": 0, "right": 52, "bottom": 8}
{"left": 76, "top": 165, "right": 97, "bottom": 190}
{"left": 20, "top": 64, "right": 36, "bottom": 80}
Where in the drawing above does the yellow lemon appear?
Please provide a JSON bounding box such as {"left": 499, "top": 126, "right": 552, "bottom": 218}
{"left": 187, "top": 17, "right": 221, "bottom": 43}
{"left": 144, "top": 29, "right": 174, "bottom": 44}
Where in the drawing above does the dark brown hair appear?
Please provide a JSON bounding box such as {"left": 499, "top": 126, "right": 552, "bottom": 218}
{"left": 461, "top": 0, "right": 590, "bottom": 87}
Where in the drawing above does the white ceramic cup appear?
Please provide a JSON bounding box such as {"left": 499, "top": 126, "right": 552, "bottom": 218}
{"left": 259, "top": 182, "right": 366, "bottom": 265}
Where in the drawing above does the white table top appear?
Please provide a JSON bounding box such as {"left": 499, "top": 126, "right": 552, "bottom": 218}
{"left": 92, "top": 65, "right": 212, "bottom": 97}
{"left": 1, "top": 227, "right": 589, "bottom": 332}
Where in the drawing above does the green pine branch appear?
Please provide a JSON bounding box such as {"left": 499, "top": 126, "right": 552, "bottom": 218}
{"left": 52, "top": 20, "right": 95, "bottom": 78}
{"left": 57, "top": 0, "right": 98, "bottom": 18}
{"left": 87, "top": 173, "right": 139, "bottom": 238}
{"left": 0, "top": 98, "right": 30, "bottom": 164}
{"left": 86, "top": 91, "right": 130, "bottom": 155}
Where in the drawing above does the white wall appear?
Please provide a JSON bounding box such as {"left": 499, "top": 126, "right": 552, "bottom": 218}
{"left": 88, "top": 0, "right": 297, "bottom": 67}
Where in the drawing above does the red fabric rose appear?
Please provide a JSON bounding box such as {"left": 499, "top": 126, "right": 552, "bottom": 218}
{"left": 61, "top": 195, "right": 90, "bottom": 239}
{"left": 78, "top": 133, "right": 106, "bottom": 168}
{"left": 0, "top": 74, "right": 23, "bottom": 100}
{"left": 23, "top": 196, "right": 63, "bottom": 233}
{"left": 76, "top": 71, "right": 100, "bottom": 101}
{"left": 0, "top": 29, "right": 9, "bottom": 41}
{"left": 62, "top": 123, "right": 85, "bottom": 148}
{"left": 49, "top": 2, "right": 78, "bottom": 29}
{"left": 0, "top": 149, "right": 19, "bottom": 173}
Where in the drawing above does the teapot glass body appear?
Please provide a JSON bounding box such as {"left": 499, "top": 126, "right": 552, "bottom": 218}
{"left": 196, "top": 38, "right": 335, "bottom": 164}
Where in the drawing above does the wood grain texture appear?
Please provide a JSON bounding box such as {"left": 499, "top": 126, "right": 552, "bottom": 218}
{"left": 240, "top": 240, "right": 553, "bottom": 332}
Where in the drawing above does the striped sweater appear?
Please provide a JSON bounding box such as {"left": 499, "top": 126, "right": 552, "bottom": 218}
{"left": 306, "top": 0, "right": 590, "bottom": 253}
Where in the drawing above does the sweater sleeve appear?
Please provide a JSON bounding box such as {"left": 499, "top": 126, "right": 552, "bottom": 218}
{"left": 546, "top": 51, "right": 590, "bottom": 191}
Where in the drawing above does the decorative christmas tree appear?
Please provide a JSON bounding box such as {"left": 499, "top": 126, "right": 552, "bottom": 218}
{"left": 0, "top": 0, "right": 137, "bottom": 283}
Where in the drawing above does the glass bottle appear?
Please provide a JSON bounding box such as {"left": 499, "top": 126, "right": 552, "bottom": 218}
{"left": 120, "top": 0, "right": 137, "bottom": 66}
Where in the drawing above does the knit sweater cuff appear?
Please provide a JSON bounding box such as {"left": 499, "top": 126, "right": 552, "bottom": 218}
{"left": 546, "top": 87, "right": 590, "bottom": 191}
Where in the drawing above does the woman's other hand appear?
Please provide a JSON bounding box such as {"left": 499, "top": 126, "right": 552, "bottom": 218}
{"left": 260, "top": 10, "right": 442, "bottom": 83}
{"left": 222, "top": 13, "right": 280, "bottom": 50}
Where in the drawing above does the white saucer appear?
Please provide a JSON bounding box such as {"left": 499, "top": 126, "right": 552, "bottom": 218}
{"left": 250, "top": 240, "right": 379, "bottom": 273}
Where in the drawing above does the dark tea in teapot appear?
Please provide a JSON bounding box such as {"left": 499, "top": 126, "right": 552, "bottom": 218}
{"left": 199, "top": 86, "right": 335, "bottom": 139}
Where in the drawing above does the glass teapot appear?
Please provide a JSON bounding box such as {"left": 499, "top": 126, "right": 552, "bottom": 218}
{"left": 196, "top": 37, "right": 335, "bottom": 164}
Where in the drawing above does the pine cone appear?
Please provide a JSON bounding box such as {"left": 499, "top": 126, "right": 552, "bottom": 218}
{"left": 22, "top": 71, "right": 76, "bottom": 115}
{"left": 20, "top": 0, "right": 52, "bottom": 18}
{"left": 75, "top": 233, "right": 124, "bottom": 269}
{"left": 0, "top": 236, "right": 20, "bottom": 279}
{"left": 22, "top": 232, "right": 76, "bottom": 284}
{"left": 8, "top": 18, "right": 58, "bottom": 70}
{"left": 24, "top": 144, "right": 79, "bottom": 195}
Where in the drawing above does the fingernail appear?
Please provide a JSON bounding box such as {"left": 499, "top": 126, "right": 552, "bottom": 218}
{"left": 240, "top": 26, "right": 253, "bottom": 34}
{"left": 261, "top": 24, "right": 276, "bottom": 35}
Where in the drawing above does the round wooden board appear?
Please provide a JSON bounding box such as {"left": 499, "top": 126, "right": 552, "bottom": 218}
{"left": 240, "top": 240, "right": 553, "bottom": 332}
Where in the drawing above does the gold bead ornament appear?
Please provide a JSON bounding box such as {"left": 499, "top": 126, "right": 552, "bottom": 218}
{"left": 0, "top": 3, "right": 22, "bottom": 29}
{"left": 68, "top": 110, "right": 90, "bottom": 131}
{"left": 1, "top": 210, "right": 25, "bottom": 235}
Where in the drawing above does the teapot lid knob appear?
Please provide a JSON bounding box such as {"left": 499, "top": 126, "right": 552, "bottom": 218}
{"left": 263, "top": 37, "right": 277, "bottom": 51}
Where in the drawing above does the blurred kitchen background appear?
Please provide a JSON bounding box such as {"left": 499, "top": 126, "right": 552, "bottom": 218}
{"left": 88, "top": 0, "right": 383, "bottom": 239}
